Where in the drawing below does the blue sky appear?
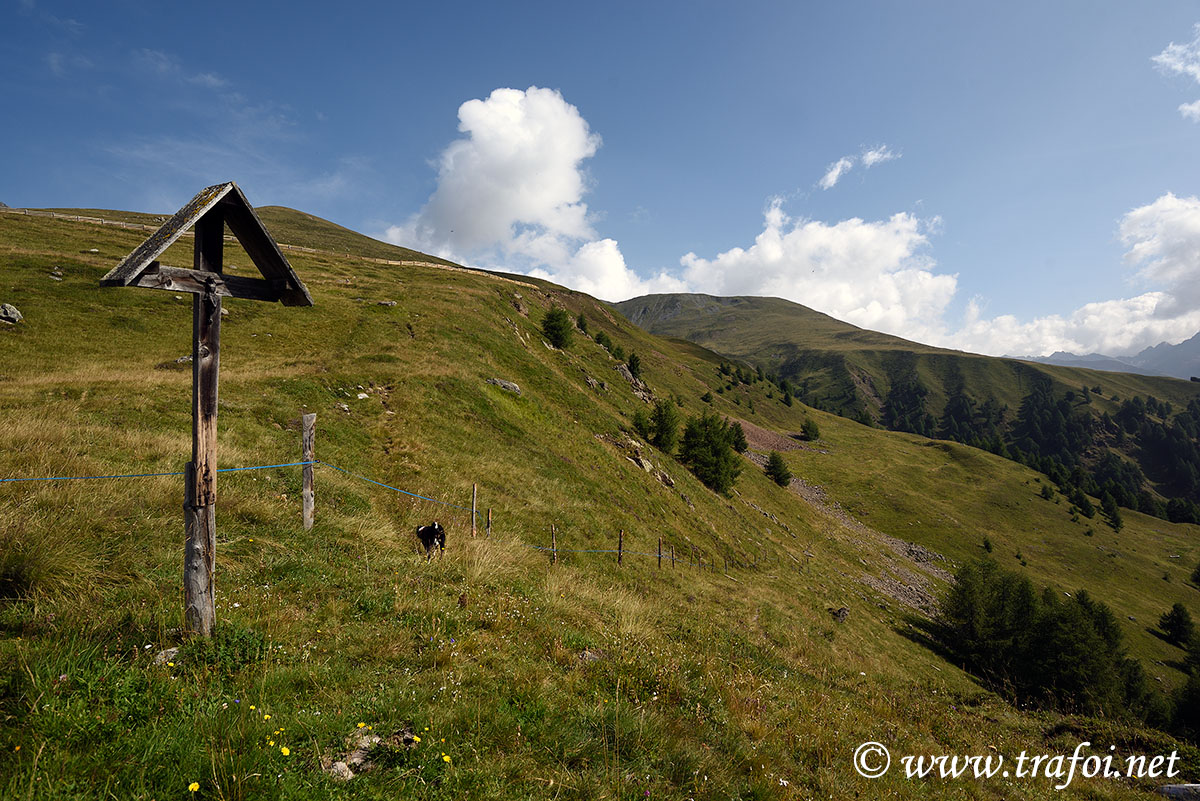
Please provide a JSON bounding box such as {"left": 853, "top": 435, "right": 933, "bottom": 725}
{"left": 6, "top": 1, "right": 1200, "bottom": 357}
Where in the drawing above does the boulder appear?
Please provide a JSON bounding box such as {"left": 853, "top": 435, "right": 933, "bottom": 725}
{"left": 0, "top": 304, "right": 23, "bottom": 324}
{"left": 487, "top": 378, "right": 522, "bottom": 396}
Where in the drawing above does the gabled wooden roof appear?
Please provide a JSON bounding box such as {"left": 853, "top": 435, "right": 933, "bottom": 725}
{"left": 100, "top": 182, "right": 313, "bottom": 307}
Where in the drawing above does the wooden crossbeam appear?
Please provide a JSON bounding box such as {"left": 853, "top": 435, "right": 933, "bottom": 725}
{"left": 130, "top": 263, "right": 288, "bottom": 302}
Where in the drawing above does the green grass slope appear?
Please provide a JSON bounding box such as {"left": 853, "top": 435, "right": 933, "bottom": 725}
{"left": 0, "top": 210, "right": 1198, "bottom": 799}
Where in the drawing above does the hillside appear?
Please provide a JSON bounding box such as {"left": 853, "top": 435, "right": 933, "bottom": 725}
{"left": 2, "top": 207, "right": 1200, "bottom": 799}
{"left": 616, "top": 293, "right": 1200, "bottom": 524}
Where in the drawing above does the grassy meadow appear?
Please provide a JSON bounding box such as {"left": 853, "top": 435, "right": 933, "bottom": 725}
{"left": 1, "top": 207, "right": 1198, "bottom": 799}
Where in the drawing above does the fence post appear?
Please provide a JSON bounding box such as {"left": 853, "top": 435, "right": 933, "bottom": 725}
{"left": 301, "top": 413, "right": 316, "bottom": 530}
{"left": 671, "top": 545, "right": 676, "bottom": 568}
{"left": 551, "top": 525, "right": 557, "bottom": 565}
{"left": 471, "top": 483, "right": 477, "bottom": 537}
{"left": 658, "top": 536, "right": 662, "bottom": 569}
{"left": 618, "top": 530, "right": 624, "bottom": 566}
{"left": 487, "top": 508, "right": 492, "bottom": 538}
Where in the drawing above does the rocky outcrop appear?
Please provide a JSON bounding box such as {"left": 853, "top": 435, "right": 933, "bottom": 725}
{"left": 487, "top": 378, "right": 522, "bottom": 396}
{"left": 614, "top": 363, "right": 653, "bottom": 403}
{"left": 0, "top": 304, "right": 23, "bottom": 324}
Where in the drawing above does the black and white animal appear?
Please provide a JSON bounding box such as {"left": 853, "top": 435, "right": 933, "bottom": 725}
{"left": 416, "top": 521, "right": 446, "bottom": 560}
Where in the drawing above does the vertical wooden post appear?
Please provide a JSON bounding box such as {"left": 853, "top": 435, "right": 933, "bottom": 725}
{"left": 183, "top": 210, "right": 222, "bottom": 638}
{"left": 487, "top": 507, "right": 492, "bottom": 538}
{"left": 551, "top": 525, "right": 557, "bottom": 565}
{"left": 618, "top": 530, "right": 624, "bottom": 566}
{"left": 657, "top": 536, "right": 662, "bottom": 569}
{"left": 671, "top": 545, "right": 675, "bottom": 568}
{"left": 471, "top": 484, "right": 478, "bottom": 537}
{"left": 301, "top": 413, "right": 316, "bottom": 531}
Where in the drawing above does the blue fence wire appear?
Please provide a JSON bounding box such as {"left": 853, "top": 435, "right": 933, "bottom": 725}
{"left": 1, "top": 458, "right": 478, "bottom": 521}
{"left": 315, "top": 460, "right": 480, "bottom": 520}
{"left": 0, "top": 461, "right": 316, "bottom": 483}
{"left": 1, "top": 457, "right": 752, "bottom": 568}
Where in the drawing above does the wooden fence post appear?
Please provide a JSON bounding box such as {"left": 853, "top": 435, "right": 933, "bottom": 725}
{"left": 301, "top": 413, "right": 316, "bottom": 531}
{"left": 183, "top": 211, "right": 223, "bottom": 638}
{"left": 551, "top": 525, "right": 557, "bottom": 565}
{"left": 618, "top": 529, "right": 624, "bottom": 566}
{"left": 471, "top": 483, "right": 477, "bottom": 537}
{"left": 487, "top": 508, "right": 492, "bottom": 538}
{"left": 671, "top": 545, "right": 676, "bottom": 568}
{"left": 658, "top": 536, "right": 662, "bottom": 569}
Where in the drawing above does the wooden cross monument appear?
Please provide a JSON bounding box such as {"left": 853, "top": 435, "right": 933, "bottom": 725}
{"left": 100, "top": 182, "right": 313, "bottom": 637}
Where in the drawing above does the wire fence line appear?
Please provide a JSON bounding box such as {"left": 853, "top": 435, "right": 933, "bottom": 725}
{"left": 0, "top": 458, "right": 480, "bottom": 520}
{"left": 1, "top": 454, "right": 784, "bottom": 572}
{"left": 0, "top": 461, "right": 316, "bottom": 483}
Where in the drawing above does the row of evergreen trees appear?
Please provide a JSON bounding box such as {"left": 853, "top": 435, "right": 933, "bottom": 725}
{"left": 939, "top": 558, "right": 1169, "bottom": 724}
{"left": 942, "top": 557, "right": 1200, "bottom": 738}
{"left": 877, "top": 367, "right": 1200, "bottom": 525}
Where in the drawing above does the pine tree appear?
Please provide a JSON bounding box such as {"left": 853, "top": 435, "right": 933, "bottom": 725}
{"left": 729, "top": 422, "right": 748, "bottom": 453}
{"left": 631, "top": 408, "right": 652, "bottom": 442}
{"left": 541, "top": 308, "right": 573, "bottom": 349}
{"left": 765, "top": 451, "right": 792, "bottom": 487}
{"left": 575, "top": 313, "right": 588, "bottom": 334}
{"left": 1160, "top": 603, "right": 1195, "bottom": 646}
{"left": 679, "top": 412, "right": 742, "bottom": 495}
{"left": 650, "top": 399, "right": 680, "bottom": 454}
{"left": 627, "top": 351, "right": 642, "bottom": 380}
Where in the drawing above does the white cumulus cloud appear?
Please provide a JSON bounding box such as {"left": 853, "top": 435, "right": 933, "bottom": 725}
{"left": 680, "top": 199, "right": 953, "bottom": 341}
{"left": 946, "top": 193, "right": 1200, "bottom": 357}
{"left": 385, "top": 86, "right": 681, "bottom": 301}
{"left": 385, "top": 90, "right": 1199, "bottom": 359}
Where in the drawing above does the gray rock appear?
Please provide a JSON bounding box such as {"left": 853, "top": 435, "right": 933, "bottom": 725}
{"left": 0, "top": 304, "right": 22, "bottom": 324}
{"left": 0, "top": 201, "right": 8, "bottom": 208}
{"left": 614, "top": 363, "right": 654, "bottom": 403}
{"left": 328, "top": 761, "right": 354, "bottom": 782}
{"left": 830, "top": 606, "right": 850, "bottom": 623}
{"left": 1158, "top": 787, "right": 1200, "bottom": 800}
{"left": 377, "top": 300, "right": 397, "bottom": 307}
{"left": 153, "top": 647, "right": 180, "bottom": 666}
{"left": 487, "top": 378, "right": 522, "bottom": 396}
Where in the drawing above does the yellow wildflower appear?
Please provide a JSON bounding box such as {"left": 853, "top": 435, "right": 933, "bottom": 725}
{"left": 443, "top": 754, "right": 451, "bottom": 763}
{"left": 167, "top": 662, "right": 175, "bottom": 667}
{"left": 188, "top": 781, "right": 200, "bottom": 792}
{"left": 281, "top": 747, "right": 290, "bottom": 756}
{"left": 357, "top": 722, "right": 365, "bottom": 728}
{"left": 264, "top": 714, "right": 271, "bottom": 720}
